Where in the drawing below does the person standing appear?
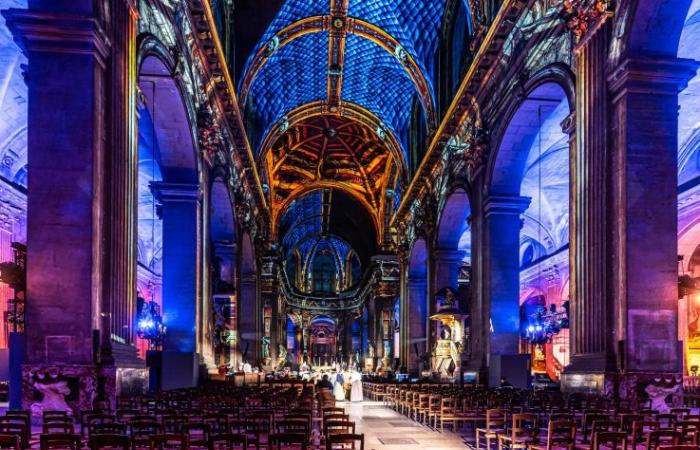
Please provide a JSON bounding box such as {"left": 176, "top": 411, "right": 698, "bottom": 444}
{"left": 350, "top": 369, "right": 363, "bottom": 402}
{"left": 334, "top": 370, "right": 346, "bottom": 401}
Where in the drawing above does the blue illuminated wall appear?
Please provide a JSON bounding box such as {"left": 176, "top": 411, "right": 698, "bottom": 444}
{"left": 0, "top": 0, "right": 28, "bottom": 349}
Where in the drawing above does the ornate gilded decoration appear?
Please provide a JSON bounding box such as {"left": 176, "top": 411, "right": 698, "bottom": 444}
{"left": 560, "top": 0, "right": 608, "bottom": 41}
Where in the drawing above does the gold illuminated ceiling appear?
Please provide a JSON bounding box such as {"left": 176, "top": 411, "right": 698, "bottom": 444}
{"left": 265, "top": 114, "right": 399, "bottom": 235}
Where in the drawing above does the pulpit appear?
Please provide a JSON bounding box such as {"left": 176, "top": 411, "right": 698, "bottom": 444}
{"left": 430, "top": 287, "right": 467, "bottom": 380}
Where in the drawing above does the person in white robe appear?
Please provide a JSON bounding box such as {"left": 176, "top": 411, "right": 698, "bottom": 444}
{"left": 350, "top": 369, "right": 363, "bottom": 402}
{"left": 334, "top": 370, "right": 346, "bottom": 401}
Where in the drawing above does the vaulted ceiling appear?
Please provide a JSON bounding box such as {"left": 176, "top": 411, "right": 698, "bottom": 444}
{"left": 239, "top": 0, "right": 446, "bottom": 262}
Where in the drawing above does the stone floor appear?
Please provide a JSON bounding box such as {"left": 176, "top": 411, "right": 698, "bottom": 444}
{"left": 342, "top": 401, "right": 469, "bottom": 449}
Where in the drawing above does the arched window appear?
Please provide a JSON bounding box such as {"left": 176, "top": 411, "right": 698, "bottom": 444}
{"left": 312, "top": 251, "right": 337, "bottom": 294}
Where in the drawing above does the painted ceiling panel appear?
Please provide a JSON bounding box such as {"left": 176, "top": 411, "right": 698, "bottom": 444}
{"left": 347, "top": 0, "right": 445, "bottom": 84}
{"left": 248, "top": 31, "right": 329, "bottom": 149}
{"left": 342, "top": 33, "right": 415, "bottom": 153}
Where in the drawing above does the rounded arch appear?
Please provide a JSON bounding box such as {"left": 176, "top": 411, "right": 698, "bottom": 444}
{"left": 408, "top": 238, "right": 428, "bottom": 279}
{"left": 623, "top": 0, "right": 692, "bottom": 58}
{"left": 210, "top": 179, "right": 235, "bottom": 244}
{"left": 436, "top": 187, "right": 471, "bottom": 251}
{"left": 138, "top": 50, "right": 199, "bottom": 184}
{"left": 487, "top": 75, "right": 573, "bottom": 196}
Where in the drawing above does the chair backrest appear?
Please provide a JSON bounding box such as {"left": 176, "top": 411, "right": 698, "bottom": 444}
{"left": 592, "top": 431, "right": 627, "bottom": 450}
{"left": 149, "top": 433, "right": 189, "bottom": 450}
{"left": 88, "top": 434, "right": 130, "bottom": 450}
{"left": 647, "top": 430, "right": 682, "bottom": 450}
{"left": 269, "top": 432, "right": 307, "bottom": 450}
{"left": 42, "top": 423, "right": 75, "bottom": 434}
{"left": 0, "top": 434, "right": 20, "bottom": 450}
{"left": 485, "top": 409, "right": 506, "bottom": 429}
{"left": 0, "top": 423, "right": 27, "bottom": 447}
{"left": 276, "top": 420, "right": 309, "bottom": 436}
{"left": 209, "top": 433, "right": 247, "bottom": 450}
{"left": 546, "top": 419, "right": 576, "bottom": 447}
{"left": 324, "top": 420, "right": 355, "bottom": 437}
{"left": 325, "top": 433, "right": 364, "bottom": 450}
{"left": 510, "top": 413, "right": 538, "bottom": 440}
{"left": 90, "top": 422, "right": 127, "bottom": 436}
{"left": 40, "top": 433, "right": 81, "bottom": 450}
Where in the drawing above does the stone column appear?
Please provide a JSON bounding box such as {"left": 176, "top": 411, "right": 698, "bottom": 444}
{"left": 607, "top": 57, "right": 697, "bottom": 384}
{"left": 483, "top": 195, "right": 530, "bottom": 356}
{"left": 406, "top": 277, "right": 428, "bottom": 374}
{"left": 239, "top": 272, "right": 258, "bottom": 364}
{"left": 564, "top": 18, "right": 615, "bottom": 378}
{"left": 3, "top": 3, "right": 112, "bottom": 411}
{"left": 153, "top": 182, "right": 201, "bottom": 388}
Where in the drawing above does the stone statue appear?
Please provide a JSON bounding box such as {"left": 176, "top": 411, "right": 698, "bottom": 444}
{"left": 30, "top": 369, "right": 72, "bottom": 416}
{"left": 261, "top": 336, "right": 270, "bottom": 360}
{"left": 645, "top": 382, "right": 680, "bottom": 413}
{"left": 276, "top": 344, "right": 288, "bottom": 367}
{"left": 368, "top": 341, "right": 375, "bottom": 359}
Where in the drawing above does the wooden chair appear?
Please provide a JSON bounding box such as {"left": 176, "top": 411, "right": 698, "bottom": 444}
{"left": 530, "top": 420, "right": 576, "bottom": 450}
{"left": 497, "top": 413, "right": 539, "bottom": 450}
{"left": 0, "top": 423, "right": 28, "bottom": 449}
{"left": 0, "top": 434, "right": 20, "bottom": 450}
{"left": 581, "top": 413, "right": 608, "bottom": 443}
{"left": 646, "top": 430, "right": 682, "bottom": 450}
{"left": 89, "top": 434, "right": 130, "bottom": 450}
{"left": 42, "top": 422, "right": 75, "bottom": 434}
{"left": 435, "top": 397, "right": 459, "bottom": 432}
{"left": 208, "top": 433, "right": 247, "bottom": 450}
{"left": 590, "top": 431, "right": 627, "bottom": 450}
{"left": 631, "top": 420, "right": 660, "bottom": 449}
{"left": 39, "top": 433, "right": 81, "bottom": 450}
{"left": 325, "top": 433, "right": 364, "bottom": 450}
{"left": 149, "top": 434, "right": 189, "bottom": 450}
{"left": 323, "top": 420, "right": 355, "bottom": 438}
{"left": 131, "top": 421, "right": 163, "bottom": 448}
{"left": 475, "top": 409, "right": 507, "bottom": 450}
{"left": 269, "top": 433, "right": 307, "bottom": 450}
{"left": 181, "top": 423, "right": 211, "bottom": 448}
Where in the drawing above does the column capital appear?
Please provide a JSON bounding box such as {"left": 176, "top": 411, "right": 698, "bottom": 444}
{"left": 151, "top": 182, "right": 201, "bottom": 204}
{"left": 2, "top": 9, "right": 110, "bottom": 67}
{"left": 483, "top": 195, "right": 531, "bottom": 217}
{"left": 608, "top": 56, "right": 699, "bottom": 100}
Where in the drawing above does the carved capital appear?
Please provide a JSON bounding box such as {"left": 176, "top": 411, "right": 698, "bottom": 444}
{"left": 2, "top": 9, "right": 111, "bottom": 68}
{"left": 560, "top": 0, "right": 610, "bottom": 43}
{"left": 465, "top": 126, "right": 489, "bottom": 172}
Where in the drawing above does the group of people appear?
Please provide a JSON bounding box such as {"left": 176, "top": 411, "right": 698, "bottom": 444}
{"left": 316, "top": 368, "right": 363, "bottom": 402}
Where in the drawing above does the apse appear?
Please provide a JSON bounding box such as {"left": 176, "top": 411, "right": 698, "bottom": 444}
{"left": 278, "top": 189, "right": 375, "bottom": 294}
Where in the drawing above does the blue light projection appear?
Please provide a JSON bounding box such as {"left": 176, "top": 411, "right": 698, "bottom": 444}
{"left": 0, "top": 0, "right": 28, "bottom": 188}
{"left": 247, "top": 31, "right": 328, "bottom": 150}
{"left": 137, "top": 105, "right": 163, "bottom": 274}
{"left": 241, "top": 0, "right": 446, "bottom": 158}
{"left": 347, "top": 0, "right": 445, "bottom": 84}
{"left": 342, "top": 33, "right": 416, "bottom": 152}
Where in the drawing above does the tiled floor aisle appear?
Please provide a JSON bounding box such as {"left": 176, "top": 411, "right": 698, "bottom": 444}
{"left": 343, "top": 401, "right": 469, "bottom": 449}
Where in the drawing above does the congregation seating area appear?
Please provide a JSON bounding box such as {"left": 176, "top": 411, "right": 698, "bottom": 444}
{"left": 364, "top": 382, "right": 700, "bottom": 449}
{"left": 0, "top": 383, "right": 364, "bottom": 449}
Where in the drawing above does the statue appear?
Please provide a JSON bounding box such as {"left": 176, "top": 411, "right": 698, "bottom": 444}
{"left": 368, "top": 341, "right": 376, "bottom": 359}
{"left": 645, "top": 381, "right": 680, "bottom": 413}
{"left": 441, "top": 327, "right": 451, "bottom": 340}
{"left": 261, "top": 336, "right": 270, "bottom": 360}
{"left": 276, "top": 345, "right": 288, "bottom": 367}
{"left": 30, "top": 368, "right": 72, "bottom": 416}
